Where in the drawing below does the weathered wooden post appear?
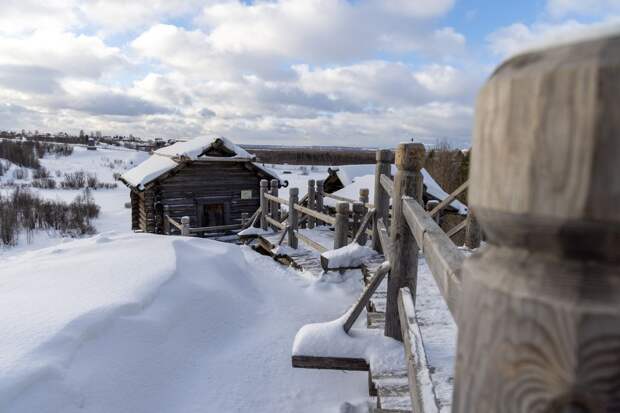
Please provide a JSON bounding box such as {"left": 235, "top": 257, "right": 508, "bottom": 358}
{"left": 270, "top": 179, "right": 280, "bottom": 222}
{"left": 180, "top": 216, "right": 190, "bottom": 236}
{"left": 259, "top": 179, "right": 268, "bottom": 230}
{"left": 241, "top": 212, "right": 249, "bottom": 228}
{"left": 307, "top": 179, "right": 316, "bottom": 229}
{"left": 453, "top": 36, "right": 620, "bottom": 412}
{"left": 163, "top": 205, "right": 170, "bottom": 235}
{"left": 358, "top": 188, "right": 370, "bottom": 245}
{"left": 372, "top": 149, "right": 392, "bottom": 252}
{"left": 384, "top": 143, "right": 425, "bottom": 341}
{"left": 352, "top": 202, "right": 364, "bottom": 243}
{"left": 334, "top": 202, "right": 350, "bottom": 249}
{"left": 288, "top": 187, "right": 299, "bottom": 248}
{"left": 464, "top": 211, "right": 481, "bottom": 249}
{"left": 316, "top": 179, "right": 325, "bottom": 223}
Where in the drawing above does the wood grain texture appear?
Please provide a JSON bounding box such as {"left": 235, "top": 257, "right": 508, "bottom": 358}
{"left": 454, "top": 35, "right": 620, "bottom": 413}
{"left": 373, "top": 150, "right": 392, "bottom": 253}
{"left": 385, "top": 143, "right": 425, "bottom": 341}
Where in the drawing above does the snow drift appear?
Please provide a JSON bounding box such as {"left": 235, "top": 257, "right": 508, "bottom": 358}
{"left": 0, "top": 232, "right": 370, "bottom": 412}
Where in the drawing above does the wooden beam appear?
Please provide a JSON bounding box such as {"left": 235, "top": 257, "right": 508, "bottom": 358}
{"left": 380, "top": 174, "right": 394, "bottom": 197}
{"left": 343, "top": 261, "right": 390, "bottom": 333}
{"left": 402, "top": 198, "right": 463, "bottom": 318}
{"left": 263, "top": 192, "right": 288, "bottom": 206}
{"left": 334, "top": 202, "right": 350, "bottom": 249}
{"left": 352, "top": 208, "right": 375, "bottom": 245}
{"left": 376, "top": 218, "right": 391, "bottom": 260}
{"left": 296, "top": 231, "right": 328, "bottom": 253}
{"left": 291, "top": 355, "right": 369, "bottom": 371}
{"left": 189, "top": 223, "right": 242, "bottom": 233}
{"left": 265, "top": 215, "right": 286, "bottom": 230}
{"left": 398, "top": 287, "right": 440, "bottom": 413}
{"left": 293, "top": 204, "right": 337, "bottom": 226}
{"left": 429, "top": 180, "right": 469, "bottom": 218}
{"left": 446, "top": 219, "right": 467, "bottom": 238}
{"left": 373, "top": 150, "right": 392, "bottom": 253}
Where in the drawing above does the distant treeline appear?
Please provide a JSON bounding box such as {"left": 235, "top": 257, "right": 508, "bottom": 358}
{"left": 0, "top": 188, "right": 100, "bottom": 246}
{"left": 0, "top": 140, "right": 73, "bottom": 169}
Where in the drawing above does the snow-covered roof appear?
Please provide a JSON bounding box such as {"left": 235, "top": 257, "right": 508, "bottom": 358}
{"left": 328, "top": 164, "right": 468, "bottom": 215}
{"left": 121, "top": 136, "right": 275, "bottom": 189}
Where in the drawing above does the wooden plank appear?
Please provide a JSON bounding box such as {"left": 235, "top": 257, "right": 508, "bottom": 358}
{"left": 429, "top": 180, "right": 469, "bottom": 218}
{"left": 376, "top": 218, "right": 392, "bottom": 259}
{"left": 380, "top": 174, "right": 394, "bottom": 197}
{"left": 373, "top": 150, "right": 392, "bottom": 252}
{"left": 294, "top": 203, "right": 336, "bottom": 226}
{"left": 445, "top": 219, "right": 467, "bottom": 238}
{"left": 402, "top": 198, "right": 463, "bottom": 318}
{"left": 398, "top": 287, "right": 440, "bottom": 413}
{"left": 343, "top": 262, "right": 390, "bottom": 333}
{"left": 296, "top": 231, "right": 328, "bottom": 253}
{"left": 263, "top": 192, "right": 288, "bottom": 206}
{"left": 189, "top": 223, "right": 242, "bottom": 233}
{"left": 292, "top": 355, "right": 369, "bottom": 371}
{"left": 167, "top": 216, "right": 183, "bottom": 230}
{"left": 266, "top": 215, "right": 286, "bottom": 230}
{"left": 324, "top": 192, "right": 374, "bottom": 209}
{"left": 352, "top": 208, "right": 375, "bottom": 245}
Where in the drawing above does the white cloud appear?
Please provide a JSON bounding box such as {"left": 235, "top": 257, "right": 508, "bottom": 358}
{"left": 487, "top": 17, "right": 620, "bottom": 58}
{"left": 547, "top": 0, "right": 620, "bottom": 17}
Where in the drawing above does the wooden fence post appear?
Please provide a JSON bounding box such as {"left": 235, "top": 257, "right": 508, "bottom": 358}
{"left": 288, "top": 187, "right": 299, "bottom": 248}
{"left": 307, "top": 179, "right": 316, "bottom": 229}
{"left": 334, "top": 201, "right": 350, "bottom": 249}
{"left": 426, "top": 200, "right": 440, "bottom": 224}
{"left": 464, "top": 211, "right": 481, "bottom": 249}
{"left": 241, "top": 212, "right": 249, "bottom": 228}
{"left": 358, "top": 188, "right": 369, "bottom": 245}
{"left": 352, "top": 202, "right": 364, "bottom": 243}
{"left": 259, "top": 179, "right": 268, "bottom": 230}
{"left": 316, "top": 179, "right": 324, "bottom": 223}
{"left": 372, "top": 149, "right": 392, "bottom": 253}
{"left": 163, "top": 205, "right": 170, "bottom": 235}
{"left": 384, "top": 143, "right": 425, "bottom": 341}
{"left": 181, "top": 216, "right": 190, "bottom": 236}
{"left": 270, "top": 179, "right": 280, "bottom": 222}
{"left": 453, "top": 36, "right": 620, "bottom": 412}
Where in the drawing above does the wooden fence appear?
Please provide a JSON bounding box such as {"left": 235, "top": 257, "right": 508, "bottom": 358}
{"left": 266, "top": 34, "right": 620, "bottom": 412}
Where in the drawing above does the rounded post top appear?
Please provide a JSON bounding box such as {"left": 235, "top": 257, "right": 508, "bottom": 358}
{"left": 376, "top": 149, "right": 394, "bottom": 163}
{"left": 289, "top": 187, "right": 299, "bottom": 197}
{"left": 270, "top": 178, "right": 278, "bottom": 184}
{"left": 336, "top": 201, "right": 350, "bottom": 213}
{"left": 181, "top": 216, "right": 190, "bottom": 224}
{"left": 260, "top": 179, "right": 269, "bottom": 187}
{"left": 395, "top": 143, "right": 425, "bottom": 171}
{"left": 359, "top": 188, "right": 369, "bottom": 197}
{"left": 352, "top": 202, "right": 364, "bottom": 213}
{"left": 316, "top": 179, "right": 324, "bottom": 186}
{"left": 308, "top": 179, "right": 315, "bottom": 185}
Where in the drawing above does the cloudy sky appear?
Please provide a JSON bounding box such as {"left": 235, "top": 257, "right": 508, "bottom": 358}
{"left": 0, "top": 0, "right": 618, "bottom": 147}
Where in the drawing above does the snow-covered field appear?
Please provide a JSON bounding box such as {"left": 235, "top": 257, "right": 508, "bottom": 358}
{"left": 0, "top": 147, "right": 372, "bottom": 412}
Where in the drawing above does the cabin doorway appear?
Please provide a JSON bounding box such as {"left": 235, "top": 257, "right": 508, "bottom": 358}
{"left": 203, "top": 203, "right": 225, "bottom": 227}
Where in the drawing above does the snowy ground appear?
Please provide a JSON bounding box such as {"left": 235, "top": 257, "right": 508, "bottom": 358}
{"left": 0, "top": 233, "right": 370, "bottom": 412}
{"left": 0, "top": 150, "right": 373, "bottom": 412}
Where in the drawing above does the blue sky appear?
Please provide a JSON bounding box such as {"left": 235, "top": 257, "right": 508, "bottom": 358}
{"left": 0, "top": 0, "right": 617, "bottom": 147}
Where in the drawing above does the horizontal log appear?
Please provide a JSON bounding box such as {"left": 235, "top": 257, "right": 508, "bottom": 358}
{"left": 296, "top": 231, "right": 328, "bottom": 253}
{"left": 293, "top": 204, "right": 336, "bottom": 225}
{"left": 398, "top": 287, "right": 441, "bottom": 413}
{"left": 343, "top": 261, "right": 390, "bottom": 333}
{"left": 402, "top": 198, "right": 464, "bottom": 319}
{"left": 429, "top": 180, "right": 469, "bottom": 217}
{"left": 380, "top": 174, "right": 394, "bottom": 197}
{"left": 324, "top": 193, "right": 374, "bottom": 208}
{"left": 245, "top": 145, "right": 382, "bottom": 166}
{"left": 166, "top": 215, "right": 184, "bottom": 231}
{"left": 189, "top": 223, "right": 242, "bottom": 233}
{"left": 291, "top": 355, "right": 369, "bottom": 371}
{"left": 266, "top": 215, "right": 287, "bottom": 230}
{"left": 263, "top": 192, "right": 288, "bottom": 205}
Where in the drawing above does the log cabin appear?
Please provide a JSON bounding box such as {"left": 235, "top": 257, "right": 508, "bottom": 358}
{"left": 120, "top": 136, "right": 281, "bottom": 234}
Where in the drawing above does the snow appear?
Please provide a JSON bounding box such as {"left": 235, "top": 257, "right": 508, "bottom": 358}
{"left": 292, "top": 313, "right": 405, "bottom": 376}
{"left": 120, "top": 155, "right": 177, "bottom": 189}
{"left": 0, "top": 232, "right": 372, "bottom": 412}
{"left": 321, "top": 243, "right": 377, "bottom": 269}
{"left": 237, "top": 226, "right": 272, "bottom": 236}
{"left": 155, "top": 135, "right": 253, "bottom": 160}
{"left": 324, "top": 165, "right": 468, "bottom": 214}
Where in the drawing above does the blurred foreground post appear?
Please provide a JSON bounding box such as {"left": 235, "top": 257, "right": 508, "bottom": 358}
{"left": 453, "top": 35, "right": 620, "bottom": 411}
